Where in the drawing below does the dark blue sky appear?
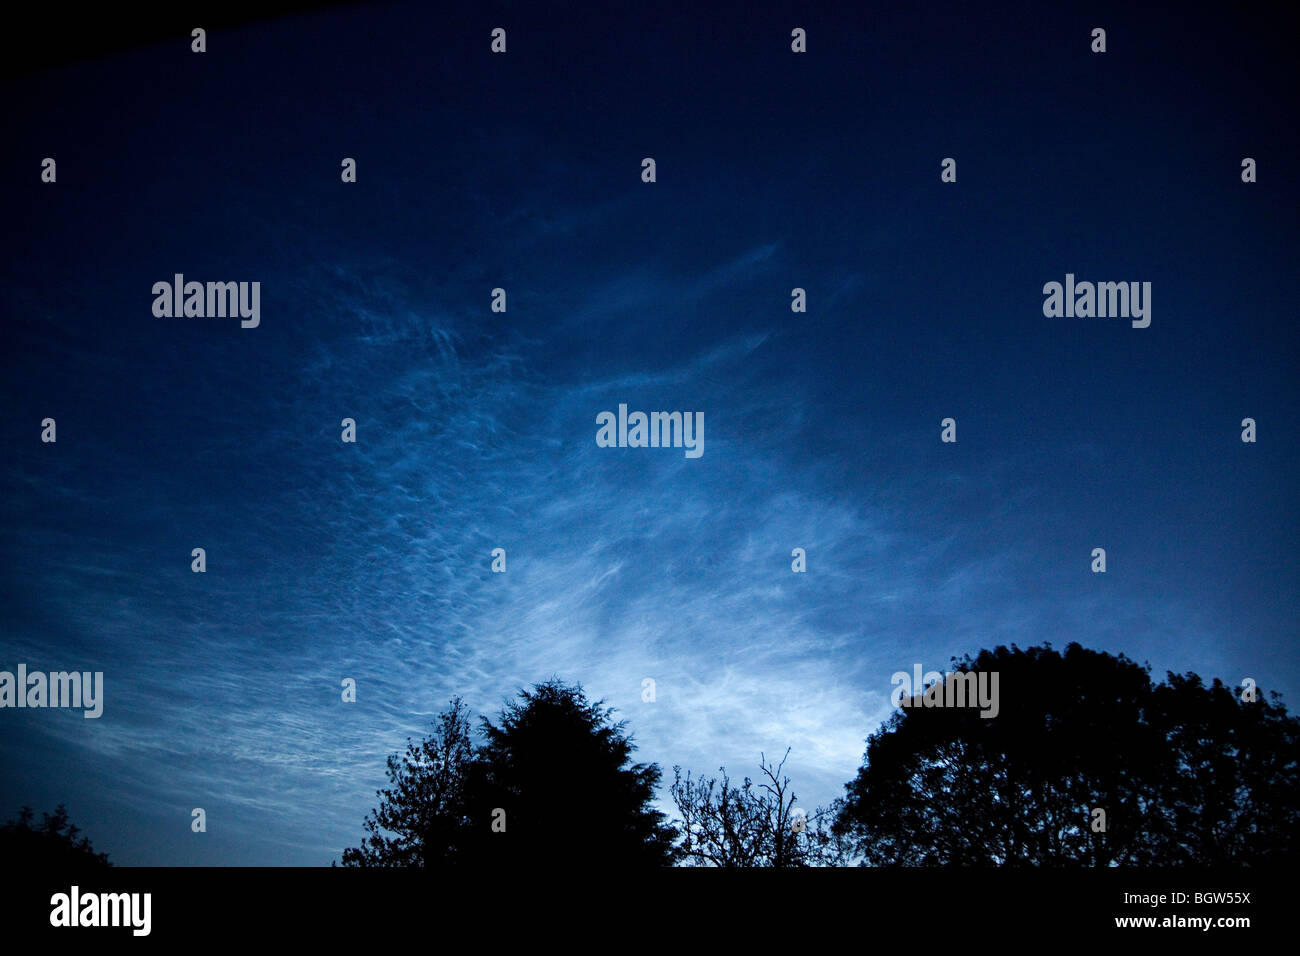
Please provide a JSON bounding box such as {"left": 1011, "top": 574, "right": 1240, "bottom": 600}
{"left": 2, "top": 0, "right": 1296, "bottom": 865}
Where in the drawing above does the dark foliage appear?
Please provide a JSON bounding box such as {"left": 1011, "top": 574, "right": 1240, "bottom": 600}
{"left": 671, "top": 748, "right": 848, "bottom": 866}
{"left": 0, "top": 804, "right": 111, "bottom": 868}
{"left": 834, "top": 642, "right": 1300, "bottom": 865}
{"left": 340, "top": 696, "right": 475, "bottom": 866}
{"left": 341, "top": 680, "right": 678, "bottom": 867}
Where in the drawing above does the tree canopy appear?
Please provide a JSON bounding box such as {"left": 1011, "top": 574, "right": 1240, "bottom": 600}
{"left": 833, "top": 642, "right": 1300, "bottom": 865}
{"left": 671, "top": 748, "right": 847, "bottom": 866}
{"left": 0, "top": 804, "right": 111, "bottom": 868}
{"left": 340, "top": 697, "right": 475, "bottom": 867}
{"left": 343, "top": 648, "right": 1298, "bottom": 867}
{"left": 341, "top": 680, "right": 678, "bottom": 867}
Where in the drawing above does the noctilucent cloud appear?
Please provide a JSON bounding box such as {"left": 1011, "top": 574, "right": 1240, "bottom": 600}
{"left": 1, "top": 1, "right": 1295, "bottom": 864}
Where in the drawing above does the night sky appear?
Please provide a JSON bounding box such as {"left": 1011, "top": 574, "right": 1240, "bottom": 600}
{"left": 1, "top": 0, "right": 1295, "bottom": 865}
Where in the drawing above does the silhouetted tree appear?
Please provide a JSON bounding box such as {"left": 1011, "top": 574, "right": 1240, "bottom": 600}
{"left": 341, "top": 681, "right": 678, "bottom": 867}
{"left": 671, "top": 748, "right": 848, "bottom": 866}
{"left": 340, "top": 697, "right": 474, "bottom": 866}
{"left": 464, "top": 679, "right": 678, "bottom": 868}
{"left": 0, "top": 804, "right": 110, "bottom": 867}
{"left": 834, "top": 642, "right": 1300, "bottom": 865}
{"left": 1144, "top": 671, "right": 1300, "bottom": 865}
